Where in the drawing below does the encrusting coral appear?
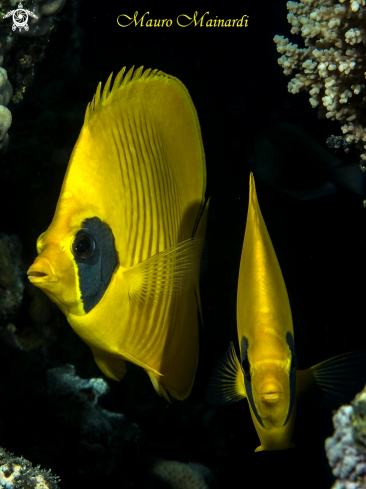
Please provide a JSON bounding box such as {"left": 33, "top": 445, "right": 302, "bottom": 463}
{"left": 325, "top": 385, "right": 366, "bottom": 488}
{"left": 0, "top": 445, "right": 60, "bottom": 488}
{"left": 274, "top": 0, "right": 366, "bottom": 161}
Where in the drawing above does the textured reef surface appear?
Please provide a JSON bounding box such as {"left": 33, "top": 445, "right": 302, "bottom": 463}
{"left": 326, "top": 387, "right": 366, "bottom": 489}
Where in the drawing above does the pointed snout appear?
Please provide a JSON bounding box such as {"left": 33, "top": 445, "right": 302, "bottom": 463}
{"left": 27, "top": 254, "right": 58, "bottom": 283}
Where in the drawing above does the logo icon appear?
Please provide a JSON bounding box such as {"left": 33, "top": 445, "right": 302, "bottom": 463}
{"left": 2, "top": 3, "right": 38, "bottom": 32}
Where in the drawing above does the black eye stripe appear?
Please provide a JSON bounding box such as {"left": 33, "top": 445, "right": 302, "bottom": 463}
{"left": 242, "top": 355, "right": 251, "bottom": 378}
{"left": 74, "top": 217, "right": 119, "bottom": 314}
{"left": 284, "top": 332, "right": 297, "bottom": 426}
{"left": 241, "top": 335, "right": 264, "bottom": 427}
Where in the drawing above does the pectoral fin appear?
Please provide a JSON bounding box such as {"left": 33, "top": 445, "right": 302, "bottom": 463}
{"left": 124, "top": 237, "right": 205, "bottom": 306}
{"left": 206, "top": 342, "right": 246, "bottom": 405}
{"left": 297, "top": 349, "right": 366, "bottom": 408}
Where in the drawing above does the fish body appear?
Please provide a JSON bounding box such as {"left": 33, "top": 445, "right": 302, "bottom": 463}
{"left": 207, "top": 173, "right": 366, "bottom": 450}
{"left": 28, "top": 66, "right": 208, "bottom": 401}
{"left": 237, "top": 172, "right": 296, "bottom": 450}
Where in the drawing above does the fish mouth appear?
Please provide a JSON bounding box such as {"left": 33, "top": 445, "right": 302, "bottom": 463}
{"left": 260, "top": 391, "right": 281, "bottom": 403}
{"left": 27, "top": 271, "right": 47, "bottom": 278}
{"left": 27, "top": 258, "right": 58, "bottom": 283}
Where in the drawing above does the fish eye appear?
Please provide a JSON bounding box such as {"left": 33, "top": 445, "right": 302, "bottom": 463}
{"left": 72, "top": 232, "right": 95, "bottom": 260}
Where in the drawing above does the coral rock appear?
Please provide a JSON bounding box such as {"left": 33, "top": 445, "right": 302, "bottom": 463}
{"left": 326, "top": 386, "right": 366, "bottom": 488}
{"left": 0, "top": 445, "right": 60, "bottom": 488}
{"left": 47, "top": 364, "right": 141, "bottom": 450}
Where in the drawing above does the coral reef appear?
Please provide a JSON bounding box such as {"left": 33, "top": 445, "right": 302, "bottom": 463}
{"left": 150, "top": 460, "right": 214, "bottom": 489}
{"left": 47, "top": 364, "right": 141, "bottom": 465}
{"left": 325, "top": 386, "right": 366, "bottom": 488}
{"left": 0, "top": 0, "right": 69, "bottom": 154}
{"left": 274, "top": 0, "right": 366, "bottom": 160}
{"left": 0, "top": 335, "right": 143, "bottom": 486}
{"left": 1, "top": 0, "right": 68, "bottom": 102}
{"left": 352, "top": 387, "right": 366, "bottom": 451}
{"left": 0, "top": 445, "right": 60, "bottom": 488}
{"left": 0, "top": 233, "right": 24, "bottom": 325}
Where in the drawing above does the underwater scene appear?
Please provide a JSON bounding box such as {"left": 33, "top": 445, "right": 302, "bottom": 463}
{"left": 1, "top": 0, "right": 366, "bottom": 488}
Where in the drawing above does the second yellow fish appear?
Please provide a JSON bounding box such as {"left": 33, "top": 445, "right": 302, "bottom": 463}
{"left": 27, "top": 66, "right": 208, "bottom": 401}
{"left": 207, "top": 173, "right": 366, "bottom": 450}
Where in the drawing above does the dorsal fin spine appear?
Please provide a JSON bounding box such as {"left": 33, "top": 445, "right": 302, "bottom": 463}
{"left": 121, "top": 66, "right": 135, "bottom": 87}
{"left": 132, "top": 65, "right": 144, "bottom": 80}
{"left": 111, "top": 66, "right": 126, "bottom": 93}
{"left": 142, "top": 68, "right": 152, "bottom": 79}
{"left": 94, "top": 82, "right": 102, "bottom": 110}
{"left": 84, "top": 102, "right": 91, "bottom": 125}
{"left": 101, "top": 72, "right": 113, "bottom": 104}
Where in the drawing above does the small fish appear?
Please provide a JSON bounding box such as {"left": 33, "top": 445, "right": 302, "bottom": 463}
{"left": 27, "top": 66, "right": 209, "bottom": 401}
{"left": 206, "top": 173, "right": 366, "bottom": 451}
{"left": 248, "top": 123, "right": 366, "bottom": 200}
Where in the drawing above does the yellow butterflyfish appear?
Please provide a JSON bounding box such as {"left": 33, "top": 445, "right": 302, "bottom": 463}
{"left": 27, "top": 66, "right": 209, "bottom": 402}
{"left": 206, "top": 172, "right": 366, "bottom": 450}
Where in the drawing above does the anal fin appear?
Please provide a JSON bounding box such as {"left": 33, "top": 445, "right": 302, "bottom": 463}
{"left": 206, "top": 342, "right": 246, "bottom": 405}
{"left": 147, "top": 372, "right": 172, "bottom": 403}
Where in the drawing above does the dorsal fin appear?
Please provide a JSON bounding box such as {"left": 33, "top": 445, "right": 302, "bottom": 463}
{"left": 84, "top": 65, "right": 168, "bottom": 126}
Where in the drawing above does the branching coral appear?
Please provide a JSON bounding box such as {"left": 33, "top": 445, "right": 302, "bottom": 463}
{"left": 274, "top": 0, "right": 366, "bottom": 160}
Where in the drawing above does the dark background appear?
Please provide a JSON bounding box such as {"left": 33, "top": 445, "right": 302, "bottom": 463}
{"left": 1, "top": 0, "right": 365, "bottom": 487}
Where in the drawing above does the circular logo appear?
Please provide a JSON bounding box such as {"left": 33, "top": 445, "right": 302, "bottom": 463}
{"left": 12, "top": 7, "right": 29, "bottom": 31}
